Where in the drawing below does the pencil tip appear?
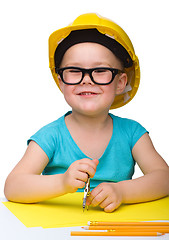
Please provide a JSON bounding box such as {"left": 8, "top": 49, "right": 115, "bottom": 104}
{"left": 157, "top": 232, "right": 164, "bottom": 236}
{"left": 83, "top": 226, "right": 89, "bottom": 230}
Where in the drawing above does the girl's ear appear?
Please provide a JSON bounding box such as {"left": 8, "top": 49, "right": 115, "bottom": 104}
{"left": 116, "top": 73, "right": 128, "bottom": 95}
{"left": 57, "top": 76, "right": 64, "bottom": 93}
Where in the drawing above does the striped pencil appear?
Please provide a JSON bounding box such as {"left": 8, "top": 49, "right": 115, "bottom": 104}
{"left": 71, "top": 231, "right": 164, "bottom": 236}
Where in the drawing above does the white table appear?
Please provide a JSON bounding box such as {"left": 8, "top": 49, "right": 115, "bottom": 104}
{"left": 1, "top": 198, "right": 169, "bottom": 240}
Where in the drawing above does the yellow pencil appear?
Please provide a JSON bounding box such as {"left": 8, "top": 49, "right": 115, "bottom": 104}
{"left": 88, "top": 221, "right": 169, "bottom": 226}
{"left": 71, "top": 231, "right": 164, "bottom": 236}
{"left": 83, "top": 225, "right": 169, "bottom": 233}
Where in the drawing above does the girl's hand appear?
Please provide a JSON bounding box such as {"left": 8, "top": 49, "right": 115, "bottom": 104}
{"left": 62, "top": 158, "right": 99, "bottom": 194}
{"left": 86, "top": 182, "right": 123, "bottom": 212}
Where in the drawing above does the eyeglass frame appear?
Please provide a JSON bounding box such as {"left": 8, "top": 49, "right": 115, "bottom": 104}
{"left": 55, "top": 66, "right": 124, "bottom": 85}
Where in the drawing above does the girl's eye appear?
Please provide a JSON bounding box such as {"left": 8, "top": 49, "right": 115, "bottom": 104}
{"left": 94, "top": 69, "right": 108, "bottom": 73}
{"left": 69, "top": 69, "right": 81, "bottom": 73}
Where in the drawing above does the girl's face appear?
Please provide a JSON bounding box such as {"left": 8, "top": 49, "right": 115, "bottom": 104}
{"left": 58, "top": 42, "right": 127, "bottom": 117}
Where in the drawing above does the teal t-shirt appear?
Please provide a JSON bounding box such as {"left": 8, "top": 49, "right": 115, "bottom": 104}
{"left": 28, "top": 112, "right": 148, "bottom": 191}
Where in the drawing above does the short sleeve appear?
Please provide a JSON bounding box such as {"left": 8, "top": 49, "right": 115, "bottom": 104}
{"left": 27, "top": 125, "right": 57, "bottom": 161}
{"left": 131, "top": 121, "right": 149, "bottom": 149}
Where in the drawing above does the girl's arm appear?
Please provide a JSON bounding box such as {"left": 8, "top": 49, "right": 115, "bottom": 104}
{"left": 4, "top": 141, "right": 98, "bottom": 203}
{"left": 4, "top": 141, "right": 65, "bottom": 203}
{"left": 87, "top": 133, "right": 169, "bottom": 212}
{"left": 118, "top": 132, "right": 169, "bottom": 203}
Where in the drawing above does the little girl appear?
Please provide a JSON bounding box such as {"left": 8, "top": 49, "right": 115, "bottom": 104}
{"left": 4, "top": 13, "right": 169, "bottom": 212}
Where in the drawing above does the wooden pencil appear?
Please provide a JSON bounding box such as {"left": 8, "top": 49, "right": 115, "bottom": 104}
{"left": 88, "top": 221, "right": 169, "bottom": 226}
{"left": 83, "top": 225, "right": 169, "bottom": 233}
{"left": 71, "top": 231, "right": 163, "bottom": 236}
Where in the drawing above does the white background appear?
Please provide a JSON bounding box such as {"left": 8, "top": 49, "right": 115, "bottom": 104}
{"left": 0, "top": 0, "right": 169, "bottom": 198}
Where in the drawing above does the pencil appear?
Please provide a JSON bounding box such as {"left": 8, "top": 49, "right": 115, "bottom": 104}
{"left": 71, "top": 231, "right": 164, "bottom": 236}
{"left": 83, "top": 225, "right": 169, "bottom": 233}
{"left": 88, "top": 221, "right": 169, "bottom": 226}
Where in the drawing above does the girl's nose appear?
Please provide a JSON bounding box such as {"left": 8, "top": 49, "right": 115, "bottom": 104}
{"left": 80, "top": 73, "right": 94, "bottom": 85}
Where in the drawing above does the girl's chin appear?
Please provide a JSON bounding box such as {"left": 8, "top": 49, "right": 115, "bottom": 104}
{"left": 71, "top": 105, "right": 110, "bottom": 117}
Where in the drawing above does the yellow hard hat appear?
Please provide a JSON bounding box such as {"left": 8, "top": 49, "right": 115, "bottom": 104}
{"left": 49, "top": 13, "right": 140, "bottom": 109}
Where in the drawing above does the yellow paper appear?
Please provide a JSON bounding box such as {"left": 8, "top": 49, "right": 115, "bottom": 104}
{"left": 3, "top": 193, "right": 169, "bottom": 228}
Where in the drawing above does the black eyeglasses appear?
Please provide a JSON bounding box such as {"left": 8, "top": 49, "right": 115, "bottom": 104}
{"left": 55, "top": 66, "right": 124, "bottom": 85}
